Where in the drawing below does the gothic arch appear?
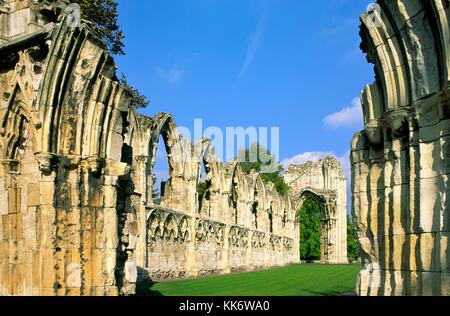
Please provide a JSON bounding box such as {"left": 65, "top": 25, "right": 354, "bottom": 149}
{"left": 148, "top": 112, "right": 190, "bottom": 176}
{"left": 295, "top": 188, "right": 338, "bottom": 264}
{"left": 352, "top": 0, "right": 450, "bottom": 296}
{"left": 360, "top": 1, "right": 450, "bottom": 145}
{"left": 1, "top": 85, "right": 38, "bottom": 163}
{"left": 249, "top": 174, "right": 265, "bottom": 231}
{"left": 284, "top": 157, "right": 347, "bottom": 264}
{"left": 226, "top": 162, "right": 248, "bottom": 226}
{"left": 196, "top": 138, "right": 220, "bottom": 217}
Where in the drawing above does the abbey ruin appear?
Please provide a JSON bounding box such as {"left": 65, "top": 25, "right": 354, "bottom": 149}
{"left": 284, "top": 158, "right": 348, "bottom": 264}
{"left": 1, "top": 0, "right": 449, "bottom": 297}
{"left": 352, "top": 0, "right": 450, "bottom": 296}
{"left": 0, "top": 0, "right": 349, "bottom": 296}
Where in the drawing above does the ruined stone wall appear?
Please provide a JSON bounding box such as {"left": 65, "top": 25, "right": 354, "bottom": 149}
{"left": 0, "top": 1, "right": 298, "bottom": 293}
{"left": 352, "top": 0, "right": 450, "bottom": 296}
{"left": 284, "top": 157, "right": 348, "bottom": 264}
{"left": 0, "top": 0, "right": 141, "bottom": 296}
{"left": 132, "top": 114, "right": 298, "bottom": 280}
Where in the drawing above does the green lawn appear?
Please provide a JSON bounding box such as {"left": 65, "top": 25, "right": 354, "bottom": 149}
{"left": 139, "top": 264, "right": 360, "bottom": 296}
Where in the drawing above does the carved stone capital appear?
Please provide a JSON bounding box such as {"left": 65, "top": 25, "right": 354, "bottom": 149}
{"left": 87, "top": 156, "right": 106, "bottom": 176}
{"left": 1, "top": 159, "right": 19, "bottom": 174}
{"left": 385, "top": 108, "right": 412, "bottom": 138}
{"left": 35, "top": 152, "right": 56, "bottom": 173}
{"left": 364, "top": 120, "right": 383, "bottom": 146}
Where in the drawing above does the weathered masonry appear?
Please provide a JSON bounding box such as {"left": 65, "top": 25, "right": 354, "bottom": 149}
{"left": 0, "top": 0, "right": 302, "bottom": 296}
{"left": 284, "top": 157, "right": 348, "bottom": 264}
{"left": 352, "top": 0, "right": 450, "bottom": 296}
{"left": 141, "top": 113, "right": 298, "bottom": 280}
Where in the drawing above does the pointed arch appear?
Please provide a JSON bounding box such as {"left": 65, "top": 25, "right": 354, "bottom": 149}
{"left": 1, "top": 84, "right": 38, "bottom": 162}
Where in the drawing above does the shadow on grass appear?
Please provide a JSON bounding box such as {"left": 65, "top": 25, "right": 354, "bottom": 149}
{"left": 136, "top": 284, "right": 356, "bottom": 297}
{"left": 136, "top": 280, "right": 163, "bottom": 297}
{"left": 301, "top": 289, "right": 357, "bottom": 296}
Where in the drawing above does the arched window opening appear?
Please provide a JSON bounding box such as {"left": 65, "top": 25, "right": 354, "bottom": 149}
{"left": 299, "top": 197, "right": 321, "bottom": 262}
{"left": 152, "top": 135, "right": 170, "bottom": 205}
{"left": 269, "top": 204, "right": 273, "bottom": 234}
{"left": 282, "top": 209, "right": 287, "bottom": 227}
{"left": 197, "top": 161, "right": 212, "bottom": 216}
{"left": 229, "top": 169, "right": 239, "bottom": 225}
{"left": 252, "top": 201, "right": 258, "bottom": 230}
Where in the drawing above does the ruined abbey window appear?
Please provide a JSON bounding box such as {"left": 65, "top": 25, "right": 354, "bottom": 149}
{"left": 152, "top": 135, "right": 170, "bottom": 205}
{"left": 299, "top": 198, "right": 321, "bottom": 261}
{"left": 197, "top": 161, "right": 211, "bottom": 216}
{"left": 268, "top": 205, "right": 274, "bottom": 234}
{"left": 252, "top": 199, "right": 258, "bottom": 230}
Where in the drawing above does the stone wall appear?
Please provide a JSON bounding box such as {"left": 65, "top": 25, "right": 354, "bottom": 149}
{"left": 0, "top": 0, "right": 298, "bottom": 295}
{"left": 0, "top": 0, "right": 140, "bottom": 295}
{"left": 352, "top": 0, "right": 450, "bottom": 296}
{"left": 134, "top": 114, "right": 298, "bottom": 280}
{"left": 284, "top": 157, "right": 348, "bottom": 264}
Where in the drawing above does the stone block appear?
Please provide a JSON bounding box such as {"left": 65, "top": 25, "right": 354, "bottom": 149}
{"left": 0, "top": 186, "right": 8, "bottom": 215}
{"left": 23, "top": 212, "right": 36, "bottom": 241}
{"left": 7, "top": 188, "right": 18, "bottom": 214}
{"left": 418, "top": 233, "right": 438, "bottom": 272}
{"left": 40, "top": 182, "right": 54, "bottom": 206}
{"left": 438, "top": 233, "right": 450, "bottom": 273}
{"left": 419, "top": 176, "right": 447, "bottom": 233}
{"left": 27, "top": 183, "right": 40, "bottom": 207}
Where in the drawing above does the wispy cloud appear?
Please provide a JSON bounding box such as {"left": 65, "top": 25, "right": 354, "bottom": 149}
{"left": 323, "top": 97, "right": 363, "bottom": 129}
{"left": 237, "top": 2, "right": 268, "bottom": 80}
{"left": 314, "top": 18, "right": 357, "bottom": 39}
{"left": 156, "top": 67, "right": 183, "bottom": 84}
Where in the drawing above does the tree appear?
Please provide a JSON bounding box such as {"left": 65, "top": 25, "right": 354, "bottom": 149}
{"left": 120, "top": 73, "right": 150, "bottom": 109}
{"left": 73, "top": 0, "right": 125, "bottom": 55}
{"left": 73, "top": 0, "right": 149, "bottom": 109}
{"left": 237, "top": 143, "right": 289, "bottom": 195}
{"left": 197, "top": 181, "right": 208, "bottom": 211}
{"left": 299, "top": 199, "right": 321, "bottom": 261}
{"left": 347, "top": 215, "right": 360, "bottom": 261}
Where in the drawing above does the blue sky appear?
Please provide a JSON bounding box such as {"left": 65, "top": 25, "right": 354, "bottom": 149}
{"left": 115, "top": 0, "right": 374, "bottom": 183}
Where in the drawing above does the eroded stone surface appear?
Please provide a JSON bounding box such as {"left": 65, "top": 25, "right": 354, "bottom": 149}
{"left": 0, "top": 0, "right": 304, "bottom": 295}
{"left": 284, "top": 157, "right": 348, "bottom": 264}
{"left": 353, "top": 0, "right": 450, "bottom": 296}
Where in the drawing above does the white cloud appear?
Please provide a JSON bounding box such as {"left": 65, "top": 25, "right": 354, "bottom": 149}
{"left": 337, "top": 151, "right": 351, "bottom": 180}
{"left": 281, "top": 151, "right": 334, "bottom": 169}
{"left": 323, "top": 97, "right": 363, "bottom": 129}
{"left": 156, "top": 67, "right": 183, "bottom": 84}
{"left": 282, "top": 150, "right": 351, "bottom": 181}
{"left": 282, "top": 151, "right": 352, "bottom": 213}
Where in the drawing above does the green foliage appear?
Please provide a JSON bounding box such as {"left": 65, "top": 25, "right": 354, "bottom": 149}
{"left": 299, "top": 199, "right": 321, "bottom": 261}
{"left": 120, "top": 73, "right": 150, "bottom": 109}
{"left": 347, "top": 215, "right": 361, "bottom": 261}
{"left": 197, "top": 181, "right": 207, "bottom": 203}
{"left": 237, "top": 143, "right": 289, "bottom": 195}
{"left": 74, "top": 0, "right": 125, "bottom": 55}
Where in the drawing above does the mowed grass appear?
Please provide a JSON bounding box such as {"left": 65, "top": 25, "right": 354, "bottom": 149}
{"left": 140, "top": 264, "right": 360, "bottom": 296}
